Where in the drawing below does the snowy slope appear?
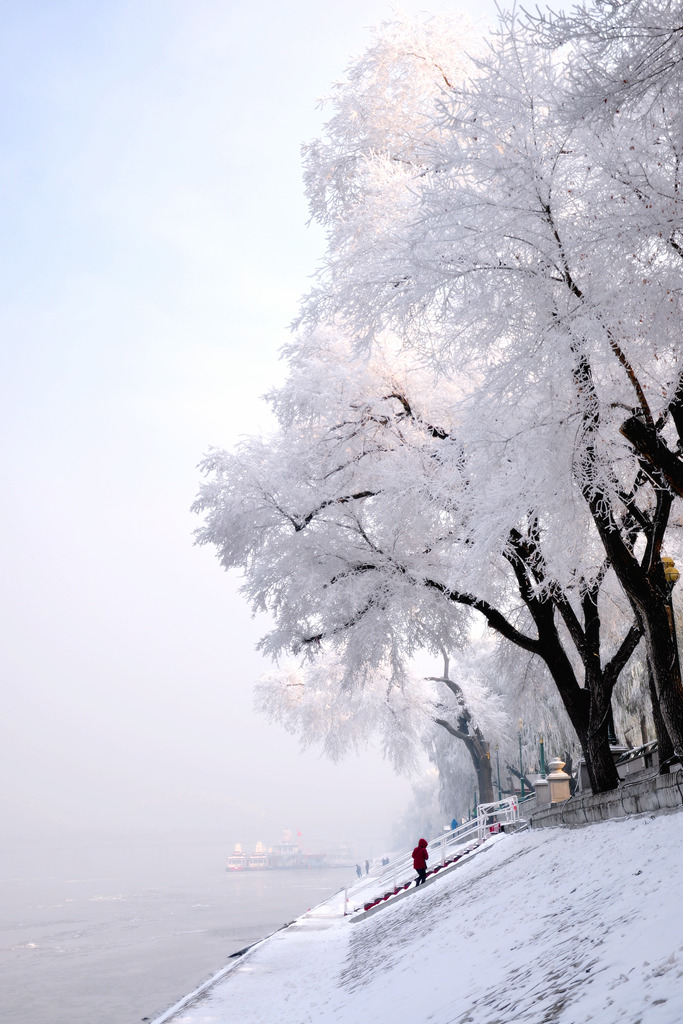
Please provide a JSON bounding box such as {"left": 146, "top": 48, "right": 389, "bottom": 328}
{"left": 158, "top": 812, "right": 683, "bottom": 1024}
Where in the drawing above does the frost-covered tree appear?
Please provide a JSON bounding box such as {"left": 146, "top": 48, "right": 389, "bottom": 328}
{"left": 255, "top": 646, "right": 508, "bottom": 806}
{"left": 297, "top": 9, "right": 683, "bottom": 762}
{"left": 194, "top": 331, "right": 641, "bottom": 792}
{"left": 302, "top": 10, "right": 476, "bottom": 230}
{"left": 255, "top": 656, "right": 427, "bottom": 776}
{"left": 195, "top": 5, "right": 683, "bottom": 808}
{"left": 428, "top": 651, "right": 501, "bottom": 805}
{"left": 529, "top": 0, "right": 683, "bottom": 762}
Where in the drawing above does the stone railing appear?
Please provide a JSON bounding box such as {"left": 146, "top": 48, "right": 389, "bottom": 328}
{"left": 529, "top": 768, "right": 683, "bottom": 828}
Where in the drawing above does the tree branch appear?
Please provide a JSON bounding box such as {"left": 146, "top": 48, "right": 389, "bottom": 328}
{"left": 295, "top": 491, "right": 377, "bottom": 531}
{"left": 506, "top": 763, "right": 536, "bottom": 793}
{"left": 621, "top": 415, "right": 683, "bottom": 499}
{"left": 604, "top": 622, "right": 643, "bottom": 688}
{"left": 384, "top": 391, "right": 450, "bottom": 439}
{"left": 434, "top": 717, "right": 470, "bottom": 742}
{"left": 423, "top": 578, "right": 541, "bottom": 654}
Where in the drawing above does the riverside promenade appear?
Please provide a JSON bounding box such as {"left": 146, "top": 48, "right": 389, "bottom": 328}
{"left": 150, "top": 809, "right": 683, "bottom": 1024}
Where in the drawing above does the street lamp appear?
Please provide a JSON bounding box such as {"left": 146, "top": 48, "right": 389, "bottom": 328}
{"left": 539, "top": 734, "right": 546, "bottom": 779}
{"left": 662, "top": 556, "right": 682, "bottom": 718}
{"left": 518, "top": 720, "right": 525, "bottom": 799}
{"left": 662, "top": 555, "right": 680, "bottom": 647}
{"left": 495, "top": 745, "right": 502, "bottom": 800}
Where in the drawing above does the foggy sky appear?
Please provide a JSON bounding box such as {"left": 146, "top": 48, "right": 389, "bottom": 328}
{"left": 0, "top": 0, "right": 498, "bottom": 860}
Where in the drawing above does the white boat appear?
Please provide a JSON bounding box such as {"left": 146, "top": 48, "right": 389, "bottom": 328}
{"left": 226, "top": 842, "right": 248, "bottom": 871}
{"left": 225, "top": 831, "right": 327, "bottom": 871}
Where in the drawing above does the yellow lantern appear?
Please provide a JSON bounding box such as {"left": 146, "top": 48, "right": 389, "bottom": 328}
{"left": 662, "top": 556, "right": 680, "bottom": 588}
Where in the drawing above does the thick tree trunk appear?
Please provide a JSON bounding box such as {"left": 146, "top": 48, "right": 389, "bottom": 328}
{"left": 616, "top": 416, "right": 683, "bottom": 754}
{"left": 573, "top": 349, "right": 683, "bottom": 761}
{"left": 639, "top": 596, "right": 683, "bottom": 758}
{"left": 648, "top": 660, "right": 675, "bottom": 770}
{"left": 442, "top": 525, "right": 637, "bottom": 800}
{"left": 582, "top": 673, "right": 621, "bottom": 793}
{"left": 435, "top": 718, "right": 495, "bottom": 806}
{"left": 536, "top": 632, "right": 620, "bottom": 794}
{"left": 584, "top": 498, "right": 683, "bottom": 759}
{"left": 503, "top": 531, "right": 628, "bottom": 796}
{"left": 433, "top": 659, "right": 495, "bottom": 807}
{"left": 583, "top": 715, "right": 620, "bottom": 793}
{"left": 466, "top": 737, "right": 494, "bottom": 805}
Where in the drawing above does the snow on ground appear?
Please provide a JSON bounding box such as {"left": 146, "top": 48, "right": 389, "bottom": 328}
{"left": 160, "top": 812, "right": 683, "bottom": 1024}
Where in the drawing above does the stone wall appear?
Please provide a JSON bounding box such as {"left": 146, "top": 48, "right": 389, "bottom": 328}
{"left": 528, "top": 769, "right": 683, "bottom": 828}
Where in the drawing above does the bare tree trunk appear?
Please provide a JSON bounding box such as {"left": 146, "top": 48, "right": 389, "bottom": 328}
{"left": 574, "top": 347, "right": 683, "bottom": 760}
{"left": 583, "top": 677, "right": 620, "bottom": 793}
{"left": 536, "top": 630, "right": 621, "bottom": 793}
{"left": 432, "top": 653, "right": 494, "bottom": 807}
{"left": 584, "top": 506, "right": 683, "bottom": 758}
{"left": 433, "top": 718, "right": 495, "bottom": 807}
{"left": 648, "top": 660, "right": 675, "bottom": 771}
{"left": 584, "top": 720, "right": 620, "bottom": 793}
{"left": 504, "top": 528, "right": 634, "bottom": 795}
{"left": 639, "top": 596, "right": 683, "bottom": 759}
{"left": 465, "top": 736, "right": 494, "bottom": 805}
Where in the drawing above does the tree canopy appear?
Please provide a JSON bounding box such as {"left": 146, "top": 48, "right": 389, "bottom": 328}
{"left": 195, "top": 2, "right": 683, "bottom": 805}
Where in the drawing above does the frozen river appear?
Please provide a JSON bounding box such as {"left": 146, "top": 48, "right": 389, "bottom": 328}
{"left": 0, "top": 837, "right": 354, "bottom": 1024}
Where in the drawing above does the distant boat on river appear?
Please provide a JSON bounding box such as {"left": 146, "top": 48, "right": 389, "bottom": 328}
{"left": 226, "top": 830, "right": 327, "bottom": 871}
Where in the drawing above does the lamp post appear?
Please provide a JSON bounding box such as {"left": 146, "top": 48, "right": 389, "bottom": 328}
{"left": 662, "top": 556, "right": 682, "bottom": 730}
{"left": 663, "top": 556, "right": 680, "bottom": 656}
{"left": 518, "top": 720, "right": 525, "bottom": 799}
{"left": 539, "top": 735, "right": 546, "bottom": 779}
{"left": 495, "top": 745, "right": 502, "bottom": 800}
{"left": 662, "top": 555, "right": 680, "bottom": 629}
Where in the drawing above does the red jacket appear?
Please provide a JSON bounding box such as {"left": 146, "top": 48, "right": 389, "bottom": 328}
{"left": 412, "top": 838, "right": 429, "bottom": 870}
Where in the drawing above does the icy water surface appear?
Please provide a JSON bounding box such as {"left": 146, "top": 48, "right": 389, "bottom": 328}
{"left": 0, "top": 838, "right": 353, "bottom": 1024}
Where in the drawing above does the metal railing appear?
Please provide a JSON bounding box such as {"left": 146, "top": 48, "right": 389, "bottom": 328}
{"left": 476, "top": 796, "right": 521, "bottom": 834}
{"left": 305, "top": 797, "right": 521, "bottom": 918}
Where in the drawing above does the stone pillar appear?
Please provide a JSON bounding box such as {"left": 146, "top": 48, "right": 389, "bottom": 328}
{"left": 534, "top": 778, "right": 550, "bottom": 806}
{"left": 547, "top": 758, "right": 571, "bottom": 803}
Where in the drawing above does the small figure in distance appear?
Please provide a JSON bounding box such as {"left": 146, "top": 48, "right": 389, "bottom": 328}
{"left": 365, "top": 859, "right": 370, "bottom": 875}
{"left": 356, "top": 863, "right": 362, "bottom": 879}
{"left": 412, "top": 837, "right": 429, "bottom": 886}
{"left": 451, "top": 817, "right": 459, "bottom": 830}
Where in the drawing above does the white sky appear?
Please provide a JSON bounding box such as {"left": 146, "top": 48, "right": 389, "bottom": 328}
{"left": 0, "top": 0, "right": 499, "bottom": 855}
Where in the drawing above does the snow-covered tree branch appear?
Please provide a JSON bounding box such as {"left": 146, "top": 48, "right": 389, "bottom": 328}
{"left": 195, "top": 3, "right": 683, "bottom": 804}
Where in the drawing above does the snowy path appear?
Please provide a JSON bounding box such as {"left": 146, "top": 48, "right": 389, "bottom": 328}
{"left": 157, "top": 812, "right": 683, "bottom": 1024}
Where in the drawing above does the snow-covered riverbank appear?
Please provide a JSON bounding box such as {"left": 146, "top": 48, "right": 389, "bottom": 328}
{"left": 155, "top": 811, "right": 683, "bottom": 1024}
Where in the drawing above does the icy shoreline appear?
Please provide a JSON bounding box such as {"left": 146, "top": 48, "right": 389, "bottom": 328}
{"left": 147, "top": 920, "right": 294, "bottom": 1024}
{"left": 152, "top": 811, "right": 683, "bottom": 1024}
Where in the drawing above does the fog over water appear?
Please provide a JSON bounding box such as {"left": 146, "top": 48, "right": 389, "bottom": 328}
{"left": 0, "top": 837, "right": 355, "bottom": 1024}
{"left": 0, "top": 0, "right": 498, "bottom": 1019}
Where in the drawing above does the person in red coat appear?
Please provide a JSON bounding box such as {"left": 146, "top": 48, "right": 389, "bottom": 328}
{"left": 412, "top": 837, "right": 429, "bottom": 886}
